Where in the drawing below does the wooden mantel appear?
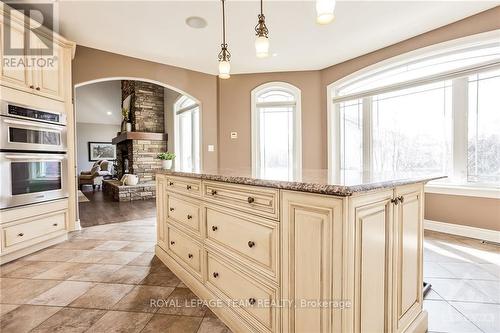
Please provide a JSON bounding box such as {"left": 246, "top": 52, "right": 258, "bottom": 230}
{"left": 112, "top": 132, "right": 167, "bottom": 145}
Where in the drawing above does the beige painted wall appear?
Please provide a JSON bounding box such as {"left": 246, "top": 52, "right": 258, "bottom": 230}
{"left": 425, "top": 194, "right": 500, "bottom": 232}
{"left": 72, "top": 46, "right": 219, "bottom": 170}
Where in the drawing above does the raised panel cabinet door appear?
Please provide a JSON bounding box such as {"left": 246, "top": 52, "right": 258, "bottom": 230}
{"left": 156, "top": 178, "right": 167, "bottom": 249}
{"left": 0, "top": 21, "right": 29, "bottom": 88}
{"left": 33, "top": 35, "right": 64, "bottom": 100}
{"left": 348, "top": 190, "right": 394, "bottom": 333}
{"left": 393, "top": 185, "right": 424, "bottom": 332}
{"left": 281, "top": 191, "right": 343, "bottom": 333}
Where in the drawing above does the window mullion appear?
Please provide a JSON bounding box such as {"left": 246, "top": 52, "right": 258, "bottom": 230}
{"left": 362, "top": 97, "right": 372, "bottom": 181}
{"left": 451, "top": 77, "right": 468, "bottom": 182}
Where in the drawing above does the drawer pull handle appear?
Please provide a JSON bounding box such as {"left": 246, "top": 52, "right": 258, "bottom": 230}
{"left": 247, "top": 196, "right": 255, "bottom": 204}
{"left": 29, "top": 85, "right": 34, "bottom": 89}
{"left": 53, "top": 223, "right": 58, "bottom": 226}
{"left": 169, "top": 182, "right": 174, "bottom": 186}
{"left": 186, "top": 185, "right": 192, "bottom": 190}
{"left": 169, "top": 207, "right": 175, "bottom": 212}
{"left": 210, "top": 189, "right": 217, "bottom": 196}
{"left": 391, "top": 198, "right": 399, "bottom": 205}
{"left": 248, "top": 241, "right": 255, "bottom": 248}
{"left": 248, "top": 298, "right": 256, "bottom": 305}
{"left": 188, "top": 253, "right": 193, "bottom": 259}
{"left": 170, "top": 241, "right": 175, "bottom": 245}
{"left": 35, "top": 87, "right": 40, "bottom": 91}
{"left": 187, "top": 214, "right": 193, "bottom": 220}
{"left": 398, "top": 196, "right": 404, "bottom": 203}
{"left": 212, "top": 226, "right": 218, "bottom": 231}
{"left": 18, "top": 233, "right": 24, "bottom": 237}
{"left": 213, "top": 272, "right": 219, "bottom": 278}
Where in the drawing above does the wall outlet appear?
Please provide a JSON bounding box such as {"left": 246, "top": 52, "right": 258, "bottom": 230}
{"left": 208, "top": 145, "right": 215, "bottom": 152}
{"left": 230, "top": 132, "right": 238, "bottom": 139}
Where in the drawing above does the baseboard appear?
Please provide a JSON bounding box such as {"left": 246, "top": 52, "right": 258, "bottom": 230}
{"left": 424, "top": 219, "right": 500, "bottom": 243}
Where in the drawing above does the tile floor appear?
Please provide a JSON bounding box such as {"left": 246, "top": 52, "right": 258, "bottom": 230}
{"left": 0, "top": 218, "right": 498, "bottom": 333}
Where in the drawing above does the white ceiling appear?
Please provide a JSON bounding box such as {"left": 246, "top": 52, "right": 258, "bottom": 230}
{"left": 75, "top": 80, "right": 122, "bottom": 125}
{"left": 58, "top": 1, "right": 499, "bottom": 75}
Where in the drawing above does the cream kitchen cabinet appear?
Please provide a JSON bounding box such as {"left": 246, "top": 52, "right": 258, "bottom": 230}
{"left": 156, "top": 171, "right": 436, "bottom": 333}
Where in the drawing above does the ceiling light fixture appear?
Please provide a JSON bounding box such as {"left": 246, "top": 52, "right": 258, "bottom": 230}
{"left": 218, "top": 0, "right": 231, "bottom": 79}
{"left": 106, "top": 111, "right": 112, "bottom": 115}
{"left": 316, "top": 0, "right": 335, "bottom": 25}
{"left": 254, "top": 0, "right": 269, "bottom": 58}
{"left": 185, "top": 16, "right": 207, "bottom": 29}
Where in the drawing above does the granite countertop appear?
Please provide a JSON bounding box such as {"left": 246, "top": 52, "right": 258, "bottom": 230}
{"left": 156, "top": 168, "right": 445, "bottom": 196}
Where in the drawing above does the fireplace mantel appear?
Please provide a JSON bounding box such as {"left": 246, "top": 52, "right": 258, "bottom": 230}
{"left": 112, "top": 132, "right": 167, "bottom": 145}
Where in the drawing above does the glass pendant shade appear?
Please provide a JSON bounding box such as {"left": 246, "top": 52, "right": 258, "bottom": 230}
{"left": 255, "top": 35, "right": 269, "bottom": 58}
{"left": 218, "top": 60, "right": 231, "bottom": 79}
{"left": 316, "top": 0, "right": 335, "bottom": 24}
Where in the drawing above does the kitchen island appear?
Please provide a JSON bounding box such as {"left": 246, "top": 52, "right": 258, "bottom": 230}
{"left": 155, "top": 169, "right": 443, "bottom": 333}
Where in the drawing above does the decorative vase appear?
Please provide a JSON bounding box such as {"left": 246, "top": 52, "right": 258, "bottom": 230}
{"left": 121, "top": 119, "right": 127, "bottom": 133}
{"left": 162, "top": 160, "right": 173, "bottom": 170}
{"left": 126, "top": 122, "right": 132, "bottom": 132}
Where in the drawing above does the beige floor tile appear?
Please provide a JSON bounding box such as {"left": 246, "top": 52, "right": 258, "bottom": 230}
{"left": 475, "top": 263, "right": 500, "bottom": 280}
{"left": 97, "top": 251, "right": 142, "bottom": 265}
{"left": 0, "top": 261, "right": 31, "bottom": 276}
{"left": 424, "top": 262, "right": 454, "bottom": 279}
{"left": 140, "top": 269, "right": 181, "bottom": 287}
{"left": 426, "top": 277, "right": 493, "bottom": 303}
{"left": 141, "top": 313, "right": 202, "bottom": 333}
{"left": 68, "top": 264, "right": 123, "bottom": 282}
{"left": 0, "top": 305, "right": 61, "bottom": 333}
{"left": 104, "top": 265, "right": 152, "bottom": 284}
{"left": 424, "top": 289, "right": 444, "bottom": 301}
{"left": 113, "top": 285, "right": 175, "bottom": 313}
{"left": 52, "top": 239, "right": 106, "bottom": 250}
{"left": 0, "top": 277, "right": 26, "bottom": 290}
{"left": 121, "top": 242, "right": 156, "bottom": 252}
{"left": 467, "top": 279, "right": 500, "bottom": 303}
{"left": 127, "top": 252, "right": 158, "bottom": 266}
{"left": 0, "top": 279, "right": 60, "bottom": 304}
{"left": 438, "top": 262, "right": 498, "bottom": 280}
{"left": 0, "top": 304, "right": 19, "bottom": 317}
{"left": 86, "top": 310, "right": 153, "bottom": 333}
{"left": 197, "top": 316, "right": 233, "bottom": 333}
{"left": 34, "top": 262, "right": 92, "bottom": 280}
{"left": 424, "top": 300, "right": 481, "bottom": 333}
{"left": 3, "top": 261, "right": 62, "bottom": 279}
{"left": 450, "top": 301, "right": 500, "bottom": 333}
{"left": 21, "top": 249, "right": 79, "bottom": 262}
{"left": 28, "top": 281, "right": 94, "bottom": 306}
{"left": 30, "top": 307, "right": 106, "bottom": 333}
{"left": 69, "top": 283, "right": 134, "bottom": 310}
{"left": 93, "top": 241, "right": 131, "bottom": 251}
{"left": 157, "top": 287, "right": 207, "bottom": 317}
{"left": 67, "top": 250, "right": 111, "bottom": 264}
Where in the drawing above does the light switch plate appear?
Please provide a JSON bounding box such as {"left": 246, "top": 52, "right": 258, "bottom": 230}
{"left": 230, "top": 132, "right": 238, "bottom": 139}
{"left": 208, "top": 145, "right": 215, "bottom": 152}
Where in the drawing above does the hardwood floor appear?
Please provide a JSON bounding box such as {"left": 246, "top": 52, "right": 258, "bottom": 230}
{"left": 78, "top": 189, "right": 156, "bottom": 228}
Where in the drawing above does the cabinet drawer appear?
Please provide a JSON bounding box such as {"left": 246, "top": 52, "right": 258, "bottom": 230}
{"left": 166, "top": 176, "right": 201, "bottom": 198}
{"left": 207, "top": 253, "right": 277, "bottom": 331}
{"left": 203, "top": 182, "right": 279, "bottom": 220}
{"left": 3, "top": 211, "right": 65, "bottom": 248}
{"left": 167, "top": 225, "right": 202, "bottom": 279}
{"left": 167, "top": 195, "right": 201, "bottom": 236}
{"left": 206, "top": 206, "right": 278, "bottom": 280}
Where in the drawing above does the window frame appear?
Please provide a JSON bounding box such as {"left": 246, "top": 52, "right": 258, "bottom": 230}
{"left": 251, "top": 82, "right": 302, "bottom": 178}
{"left": 173, "top": 95, "right": 202, "bottom": 171}
{"left": 327, "top": 30, "right": 500, "bottom": 196}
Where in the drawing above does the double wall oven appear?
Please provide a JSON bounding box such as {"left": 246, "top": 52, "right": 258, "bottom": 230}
{"left": 0, "top": 101, "right": 68, "bottom": 209}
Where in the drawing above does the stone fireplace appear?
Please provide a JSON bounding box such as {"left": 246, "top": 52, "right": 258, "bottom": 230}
{"left": 105, "top": 80, "right": 167, "bottom": 201}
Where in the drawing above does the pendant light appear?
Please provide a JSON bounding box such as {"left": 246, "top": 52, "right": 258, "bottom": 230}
{"left": 316, "top": 0, "right": 336, "bottom": 25}
{"left": 218, "top": 0, "right": 231, "bottom": 79}
{"left": 254, "top": 0, "right": 269, "bottom": 58}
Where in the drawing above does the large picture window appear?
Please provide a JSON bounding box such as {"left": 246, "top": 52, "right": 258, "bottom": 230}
{"left": 174, "top": 96, "right": 200, "bottom": 171}
{"left": 251, "top": 82, "right": 302, "bottom": 180}
{"left": 329, "top": 35, "right": 500, "bottom": 189}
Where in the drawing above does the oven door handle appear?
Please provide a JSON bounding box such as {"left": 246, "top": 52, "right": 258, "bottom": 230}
{"left": 2, "top": 118, "right": 64, "bottom": 131}
{"left": 4, "top": 154, "right": 67, "bottom": 160}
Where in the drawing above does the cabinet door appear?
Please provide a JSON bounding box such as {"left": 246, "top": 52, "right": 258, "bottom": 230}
{"left": 348, "top": 190, "right": 394, "bottom": 333}
{"left": 0, "top": 21, "right": 30, "bottom": 88}
{"left": 156, "top": 177, "right": 167, "bottom": 250}
{"left": 33, "top": 35, "right": 64, "bottom": 100}
{"left": 281, "top": 191, "right": 343, "bottom": 333}
{"left": 393, "top": 185, "right": 423, "bottom": 332}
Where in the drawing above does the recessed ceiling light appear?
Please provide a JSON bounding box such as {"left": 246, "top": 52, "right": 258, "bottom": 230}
{"left": 186, "top": 16, "right": 207, "bottom": 29}
{"left": 106, "top": 111, "right": 112, "bottom": 115}
{"left": 272, "top": 53, "right": 278, "bottom": 57}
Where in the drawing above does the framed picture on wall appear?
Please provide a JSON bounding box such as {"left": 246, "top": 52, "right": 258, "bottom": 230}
{"left": 88, "top": 142, "right": 116, "bottom": 161}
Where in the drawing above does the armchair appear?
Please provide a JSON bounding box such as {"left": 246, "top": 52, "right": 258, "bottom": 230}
{"left": 79, "top": 160, "right": 114, "bottom": 191}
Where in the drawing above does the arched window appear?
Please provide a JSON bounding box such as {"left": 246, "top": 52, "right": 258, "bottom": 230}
{"left": 329, "top": 33, "right": 500, "bottom": 187}
{"left": 174, "top": 95, "right": 200, "bottom": 171}
{"left": 251, "top": 82, "right": 302, "bottom": 180}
